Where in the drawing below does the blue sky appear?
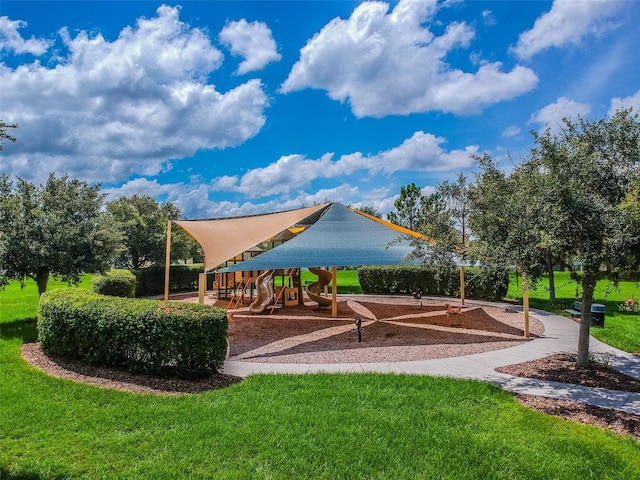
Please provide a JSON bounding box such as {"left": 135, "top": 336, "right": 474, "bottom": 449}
{"left": 1, "top": 0, "right": 639, "bottom": 219}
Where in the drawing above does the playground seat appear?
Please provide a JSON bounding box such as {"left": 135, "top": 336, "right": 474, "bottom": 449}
{"left": 446, "top": 303, "right": 461, "bottom": 316}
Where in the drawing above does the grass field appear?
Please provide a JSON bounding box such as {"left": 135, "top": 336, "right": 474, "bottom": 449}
{"left": 506, "top": 271, "right": 640, "bottom": 354}
{"left": 1, "top": 273, "right": 639, "bottom": 479}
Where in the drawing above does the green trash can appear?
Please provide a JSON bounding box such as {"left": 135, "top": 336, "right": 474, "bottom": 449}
{"left": 591, "top": 303, "right": 605, "bottom": 327}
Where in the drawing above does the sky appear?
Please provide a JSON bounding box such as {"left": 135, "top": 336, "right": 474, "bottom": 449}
{"left": 1, "top": 0, "right": 639, "bottom": 220}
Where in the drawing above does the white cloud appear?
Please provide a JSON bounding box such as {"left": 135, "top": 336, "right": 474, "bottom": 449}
{"left": 0, "top": 16, "right": 52, "bottom": 55}
{"left": 502, "top": 125, "right": 521, "bottom": 138}
{"left": 214, "top": 131, "right": 476, "bottom": 199}
{"left": 528, "top": 97, "right": 591, "bottom": 132}
{"left": 481, "top": 10, "right": 496, "bottom": 27}
{"left": 103, "top": 178, "right": 183, "bottom": 203}
{"left": 281, "top": 0, "right": 537, "bottom": 117}
{"left": 609, "top": 90, "right": 640, "bottom": 117}
{"left": 512, "top": 0, "right": 624, "bottom": 60}
{"left": 219, "top": 19, "right": 281, "bottom": 74}
{"left": 0, "top": 5, "right": 268, "bottom": 183}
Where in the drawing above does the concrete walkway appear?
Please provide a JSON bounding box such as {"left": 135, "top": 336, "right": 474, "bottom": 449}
{"left": 223, "top": 298, "right": 640, "bottom": 414}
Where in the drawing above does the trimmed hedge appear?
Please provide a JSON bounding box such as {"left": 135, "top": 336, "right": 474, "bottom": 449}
{"left": 357, "top": 265, "right": 509, "bottom": 301}
{"left": 38, "top": 289, "right": 228, "bottom": 378}
{"left": 92, "top": 269, "right": 136, "bottom": 298}
{"left": 133, "top": 265, "right": 215, "bottom": 297}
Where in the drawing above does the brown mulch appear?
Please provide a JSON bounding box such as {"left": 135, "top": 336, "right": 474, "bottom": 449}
{"left": 496, "top": 353, "right": 640, "bottom": 392}
{"left": 228, "top": 301, "right": 535, "bottom": 360}
{"left": 228, "top": 317, "right": 353, "bottom": 357}
{"left": 393, "top": 308, "right": 526, "bottom": 336}
{"left": 21, "top": 342, "right": 243, "bottom": 395}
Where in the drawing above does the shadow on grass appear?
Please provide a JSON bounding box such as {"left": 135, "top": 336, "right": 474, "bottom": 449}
{"left": 0, "top": 466, "right": 69, "bottom": 480}
{"left": 0, "top": 319, "right": 37, "bottom": 343}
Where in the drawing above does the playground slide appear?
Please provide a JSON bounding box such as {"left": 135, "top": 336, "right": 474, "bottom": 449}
{"left": 249, "top": 270, "right": 275, "bottom": 313}
{"left": 305, "top": 267, "right": 333, "bottom": 308}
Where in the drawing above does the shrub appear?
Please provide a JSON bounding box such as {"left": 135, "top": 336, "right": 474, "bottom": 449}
{"left": 92, "top": 269, "right": 136, "bottom": 298}
{"left": 38, "top": 289, "right": 228, "bottom": 377}
{"left": 133, "top": 265, "right": 214, "bottom": 297}
{"left": 357, "top": 265, "right": 508, "bottom": 301}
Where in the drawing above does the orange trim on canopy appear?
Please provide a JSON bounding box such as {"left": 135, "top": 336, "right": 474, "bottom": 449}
{"left": 350, "top": 207, "right": 438, "bottom": 245}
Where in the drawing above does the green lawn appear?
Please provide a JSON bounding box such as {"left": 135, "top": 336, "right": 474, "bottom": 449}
{"left": 506, "top": 271, "right": 640, "bottom": 354}
{"left": 1, "top": 275, "right": 639, "bottom": 479}
{"left": 274, "top": 268, "right": 362, "bottom": 293}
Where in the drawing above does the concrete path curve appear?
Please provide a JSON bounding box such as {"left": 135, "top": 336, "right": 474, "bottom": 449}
{"left": 223, "top": 297, "right": 640, "bottom": 414}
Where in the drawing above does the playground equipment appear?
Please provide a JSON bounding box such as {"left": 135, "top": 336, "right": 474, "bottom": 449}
{"left": 249, "top": 270, "right": 275, "bottom": 313}
{"left": 306, "top": 267, "right": 333, "bottom": 308}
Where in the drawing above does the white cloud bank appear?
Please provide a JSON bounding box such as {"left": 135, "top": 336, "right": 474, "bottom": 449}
{"left": 219, "top": 19, "right": 281, "bottom": 75}
{"left": 528, "top": 97, "right": 591, "bottom": 132}
{"left": 0, "top": 16, "right": 52, "bottom": 55}
{"left": 212, "top": 130, "right": 477, "bottom": 199}
{"left": 0, "top": 5, "right": 269, "bottom": 183}
{"left": 281, "top": 0, "right": 537, "bottom": 117}
{"left": 609, "top": 90, "right": 640, "bottom": 117}
{"left": 512, "top": 0, "right": 624, "bottom": 60}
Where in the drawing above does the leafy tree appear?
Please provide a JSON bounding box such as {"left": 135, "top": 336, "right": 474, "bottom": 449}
{"left": 469, "top": 154, "right": 546, "bottom": 283}
{"left": 387, "top": 183, "right": 423, "bottom": 231}
{"left": 107, "top": 194, "right": 201, "bottom": 269}
{"left": 530, "top": 109, "right": 640, "bottom": 366}
{"left": 438, "top": 174, "right": 472, "bottom": 255}
{"left": 358, "top": 205, "right": 382, "bottom": 218}
{"left": 411, "top": 190, "right": 458, "bottom": 265}
{"left": 0, "top": 120, "right": 17, "bottom": 151}
{"left": 0, "top": 173, "right": 122, "bottom": 294}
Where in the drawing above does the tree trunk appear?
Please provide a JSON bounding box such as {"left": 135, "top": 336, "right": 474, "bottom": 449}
{"left": 35, "top": 269, "right": 50, "bottom": 296}
{"left": 547, "top": 254, "right": 556, "bottom": 305}
{"left": 576, "top": 271, "right": 597, "bottom": 367}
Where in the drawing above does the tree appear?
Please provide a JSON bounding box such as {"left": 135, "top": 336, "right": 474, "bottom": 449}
{"left": 469, "top": 154, "right": 546, "bottom": 282}
{"left": 0, "top": 120, "right": 17, "bottom": 151}
{"left": 438, "top": 174, "right": 472, "bottom": 255}
{"left": 387, "top": 183, "right": 423, "bottom": 231}
{"left": 358, "top": 205, "right": 382, "bottom": 218}
{"left": 0, "top": 173, "right": 122, "bottom": 294}
{"left": 531, "top": 109, "right": 640, "bottom": 366}
{"left": 107, "top": 194, "right": 200, "bottom": 269}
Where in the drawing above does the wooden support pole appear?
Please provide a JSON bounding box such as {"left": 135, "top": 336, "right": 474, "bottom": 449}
{"left": 199, "top": 273, "right": 206, "bottom": 305}
{"left": 331, "top": 266, "right": 337, "bottom": 318}
{"left": 164, "top": 220, "right": 172, "bottom": 301}
{"left": 523, "top": 272, "right": 530, "bottom": 339}
{"left": 460, "top": 266, "right": 465, "bottom": 306}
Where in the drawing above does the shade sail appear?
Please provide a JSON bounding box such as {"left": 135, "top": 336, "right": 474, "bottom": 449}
{"left": 217, "top": 203, "right": 426, "bottom": 272}
{"left": 174, "top": 203, "right": 330, "bottom": 272}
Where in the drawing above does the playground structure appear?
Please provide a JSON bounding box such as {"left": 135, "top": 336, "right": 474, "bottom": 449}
{"left": 163, "top": 203, "right": 529, "bottom": 335}
{"left": 305, "top": 267, "right": 333, "bottom": 308}
{"left": 249, "top": 270, "right": 275, "bottom": 313}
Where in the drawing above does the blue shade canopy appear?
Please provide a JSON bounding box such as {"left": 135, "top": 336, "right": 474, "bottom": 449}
{"left": 217, "top": 203, "right": 423, "bottom": 272}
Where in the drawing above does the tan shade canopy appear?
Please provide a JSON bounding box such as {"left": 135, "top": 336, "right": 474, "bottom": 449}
{"left": 174, "top": 203, "right": 330, "bottom": 272}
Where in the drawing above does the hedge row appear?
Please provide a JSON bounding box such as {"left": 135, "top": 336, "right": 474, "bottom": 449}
{"left": 38, "top": 289, "right": 228, "bottom": 378}
{"left": 357, "top": 265, "right": 509, "bottom": 301}
{"left": 133, "top": 265, "right": 214, "bottom": 297}
{"left": 92, "top": 269, "right": 136, "bottom": 297}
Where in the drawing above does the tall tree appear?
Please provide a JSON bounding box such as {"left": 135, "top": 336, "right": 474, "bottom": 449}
{"left": 531, "top": 109, "right": 640, "bottom": 366}
{"left": 358, "top": 205, "right": 382, "bottom": 218}
{"left": 469, "top": 154, "right": 545, "bottom": 283}
{"left": 438, "top": 174, "right": 472, "bottom": 255}
{"left": 107, "top": 194, "right": 200, "bottom": 268}
{"left": 387, "top": 183, "right": 423, "bottom": 231}
{"left": 0, "top": 174, "right": 122, "bottom": 294}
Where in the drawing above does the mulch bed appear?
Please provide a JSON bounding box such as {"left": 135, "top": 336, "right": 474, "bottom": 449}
{"left": 228, "top": 317, "right": 353, "bottom": 357}
{"left": 496, "top": 353, "right": 640, "bottom": 392}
